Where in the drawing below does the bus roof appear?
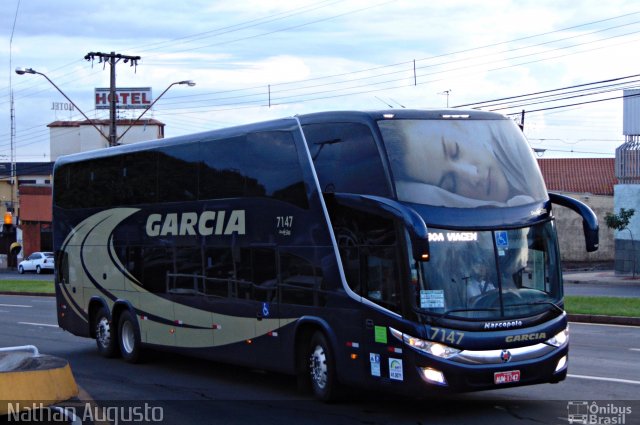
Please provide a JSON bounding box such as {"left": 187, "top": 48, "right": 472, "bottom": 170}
{"left": 53, "top": 109, "right": 509, "bottom": 168}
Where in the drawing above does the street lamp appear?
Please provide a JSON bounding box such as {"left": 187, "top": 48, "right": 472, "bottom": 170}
{"left": 116, "top": 80, "right": 195, "bottom": 143}
{"left": 15, "top": 67, "right": 110, "bottom": 144}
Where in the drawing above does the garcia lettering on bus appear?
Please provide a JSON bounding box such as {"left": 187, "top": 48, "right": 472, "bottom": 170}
{"left": 146, "top": 210, "right": 246, "bottom": 237}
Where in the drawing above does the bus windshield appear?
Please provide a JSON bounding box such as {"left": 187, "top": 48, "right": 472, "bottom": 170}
{"left": 413, "top": 221, "right": 562, "bottom": 320}
{"left": 378, "top": 118, "right": 548, "bottom": 208}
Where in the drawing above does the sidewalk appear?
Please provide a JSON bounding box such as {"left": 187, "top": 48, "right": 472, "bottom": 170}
{"left": 562, "top": 269, "right": 640, "bottom": 326}
{"left": 563, "top": 269, "right": 640, "bottom": 286}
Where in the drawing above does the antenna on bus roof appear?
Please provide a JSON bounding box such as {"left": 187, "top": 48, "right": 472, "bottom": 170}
{"left": 389, "top": 98, "right": 406, "bottom": 108}
{"left": 374, "top": 96, "right": 394, "bottom": 108}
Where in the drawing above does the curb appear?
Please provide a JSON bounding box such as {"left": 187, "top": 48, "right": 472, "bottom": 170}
{"left": 568, "top": 314, "right": 640, "bottom": 327}
{"left": 0, "top": 291, "right": 54, "bottom": 297}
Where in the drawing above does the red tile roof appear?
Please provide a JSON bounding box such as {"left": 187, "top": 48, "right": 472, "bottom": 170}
{"left": 537, "top": 158, "right": 617, "bottom": 196}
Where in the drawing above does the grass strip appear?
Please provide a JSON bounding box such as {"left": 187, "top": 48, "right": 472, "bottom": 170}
{"left": 565, "top": 295, "right": 640, "bottom": 317}
{"left": 0, "top": 279, "right": 55, "bottom": 294}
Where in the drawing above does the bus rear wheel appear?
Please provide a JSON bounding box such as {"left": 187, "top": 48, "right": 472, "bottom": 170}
{"left": 308, "top": 332, "right": 337, "bottom": 401}
{"left": 118, "top": 310, "right": 143, "bottom": 363}
{"left": 94, "top": 307, "right": 118, "bottom": 358}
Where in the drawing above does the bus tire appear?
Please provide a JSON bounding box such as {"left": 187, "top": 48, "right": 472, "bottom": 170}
{"left": 308, "top": 331, "right": 338, "bottom": 401}
{"left": 94, "top": 306, "right": 118, "bottom": 358}
{"left": 118, "top": 310, "right": 143, "bottom": 363}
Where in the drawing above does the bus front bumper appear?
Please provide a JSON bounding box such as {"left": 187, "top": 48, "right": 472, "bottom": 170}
{"left": 410, "top": 343, "right": 569, "bottom": 392}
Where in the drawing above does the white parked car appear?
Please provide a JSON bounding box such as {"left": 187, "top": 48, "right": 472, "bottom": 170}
{"left": 18, "top": 252, "right": 55, "bottom": 274}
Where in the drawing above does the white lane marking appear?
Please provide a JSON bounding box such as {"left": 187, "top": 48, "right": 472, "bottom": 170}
{"left": 18, "top": 321, "right": 58, "bottom": 328}
{"left": 630, "top": 348, "right": 640, "bottom": 352}
{"left": 0, "top": 303, "right": 31, "bottom": 308}
{"left": 569, "top": 374, "right": 640, "bottom": 385}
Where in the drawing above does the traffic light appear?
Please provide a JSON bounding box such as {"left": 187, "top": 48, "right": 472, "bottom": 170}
{"left": 0, "top": 212, "right": 16, "bottom": 238}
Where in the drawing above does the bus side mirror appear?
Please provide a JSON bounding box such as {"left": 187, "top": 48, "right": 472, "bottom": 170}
{"left": 411, "top": 238, "right": 431, "bottom": 262}
{"left": 549, "top": 193, "right": 599, "bottom": 252}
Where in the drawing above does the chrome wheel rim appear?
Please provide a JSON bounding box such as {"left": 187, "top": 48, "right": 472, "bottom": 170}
{"left": 310, "top": 344, "right": 328, "bottom": 390}
{"left": 121, "top": 320, "right": 135, "bottom": 354}
{"left": 96, "top": 317, "right": 111, "bottom": 348}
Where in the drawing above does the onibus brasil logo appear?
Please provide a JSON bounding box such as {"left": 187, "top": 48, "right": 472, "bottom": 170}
{"left": 567, "top": 401, "right": 632, "bottom": 424}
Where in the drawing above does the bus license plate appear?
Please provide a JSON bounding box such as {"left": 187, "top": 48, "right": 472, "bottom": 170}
{"left": 494, "top": 370, "right": 520, "bottom": 384}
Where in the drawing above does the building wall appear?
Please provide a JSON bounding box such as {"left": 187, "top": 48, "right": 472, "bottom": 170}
{"left": 553, "top": 193, "right": 614, "bottom": 263}
{"left": 20, "top": 221, "right": 42, "bottom": 257}
{"left": 613, "top": 184, "right": 640, "bottom": 274}
{"left": 18, "top": 185, "right": 52, "bottom": 256}
{"left": 0, "top": 181, "right": 15, "bottom": 216}
{"left": 19, "top": 186, "right": 52, "bottom": 222}
{"left": 50, "top": 121, "right": 165, "bottom": 161}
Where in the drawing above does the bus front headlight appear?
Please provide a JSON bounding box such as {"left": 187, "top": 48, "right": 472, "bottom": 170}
{"left": 390, "top": 328, "right": 460, "bottom": 359}
{"left": 546, "top": 327, "right": 569, "bottom": 347}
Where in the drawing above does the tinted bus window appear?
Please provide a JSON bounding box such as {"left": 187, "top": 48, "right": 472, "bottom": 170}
{"left": 158, "top": 143, "right": 199, "bottom": 203}
{"left": 303, "top": 123, "right": 391, "bottom": 196}
{"left": 122, "top": 151, "right": 158, "bottom": 205}
{"left": 280, "top": 252, "right": 324, "bottom": 306}
{"left": 333, "top": 208, "right": 401, "bottom": 313}
{"left": 53, "top": 166, "right": 73, "bottom": 209}
{"left": 199, "top": 131, "right": 308, "bottom": 208}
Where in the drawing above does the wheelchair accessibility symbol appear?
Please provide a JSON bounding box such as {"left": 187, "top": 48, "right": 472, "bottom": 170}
{"left": 262, "top": 303, "right": 270, "bottom": 318}
{"left": 496, "top": 231, "right": 509, "bottom": 249}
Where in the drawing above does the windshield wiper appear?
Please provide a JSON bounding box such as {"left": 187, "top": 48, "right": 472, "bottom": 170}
{"left": 421, "top": 307, "right": 500, "bottom": 326}
{"left": 506, "top": 300, "right": 564, "bottom": 314}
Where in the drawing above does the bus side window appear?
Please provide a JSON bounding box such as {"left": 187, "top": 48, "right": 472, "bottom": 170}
{"left": 236, "top": 248, "right": 277, "bottom": 302}
{"left": 332, "top": 207, "right": 401, "bottom": 313}
{"left": 158, "top": 143, "right": 199, "bottom": 203}
{"left": 302, "top": 122, "right": 391, "bottom": 196}
{"left": 122, "top": 152, "right": 158, "bottom": 205}
{"left": 279, "top": 253, "right": 324, "bottom": 306}
{"left": 141, "top": 247, "right": 172, "bottom": 294}
{"left": 363, "top": 246, "right": 401, "bottom": 312}
{"left": 203, "top": 248, "right": 235, "bottom": 298}
{"left": 199, "top": 131, "right": 308, "bottom": 208}
{"left": 169, "top": 247, "right": 203, "bottom": 295}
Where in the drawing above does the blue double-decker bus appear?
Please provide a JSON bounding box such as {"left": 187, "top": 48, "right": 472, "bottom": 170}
{"left": 53, "top": 109, "right": 598, "bottom": 400}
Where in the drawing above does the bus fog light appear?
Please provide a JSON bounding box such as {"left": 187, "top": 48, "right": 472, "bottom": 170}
{"left": 555, "top": 355, "right": 567, "bottom": 372}
{"left": 422, "top": 367, "right": 447, "bottom": 385}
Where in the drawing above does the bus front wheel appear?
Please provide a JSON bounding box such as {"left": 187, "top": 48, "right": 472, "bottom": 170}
{"left": 94, "top": 307, "right": 118, "bottom": 358}
{"left": 308, "top": 331, "right": 337, "bottom": 401}
{"left": 118, "top": 310, "right": 142, "bottom": 363}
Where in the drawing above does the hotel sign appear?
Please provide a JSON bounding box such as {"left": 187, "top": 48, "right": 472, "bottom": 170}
{"left": 95, "top": 87, "right": 152, "bottom": 110}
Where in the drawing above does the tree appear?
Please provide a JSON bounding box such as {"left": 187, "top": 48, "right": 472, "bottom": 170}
{"left": 605, "top": 208, "right": 636, "bottom": 277}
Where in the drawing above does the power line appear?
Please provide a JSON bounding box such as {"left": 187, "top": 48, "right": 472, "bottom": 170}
{"left": 504, "top": 91, "right": 640, "bottom": 115}
{"left": 455, "top": 73, "right": 640, "bottom": 108}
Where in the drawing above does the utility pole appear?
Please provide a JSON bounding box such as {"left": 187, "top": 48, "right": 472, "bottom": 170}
{"left": 84, "top": 51, "right": 141, "bottom": 147}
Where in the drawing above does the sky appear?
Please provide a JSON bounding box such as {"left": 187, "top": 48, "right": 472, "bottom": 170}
{"left": 2, "top": 0, "right": 640, "bottom": 162}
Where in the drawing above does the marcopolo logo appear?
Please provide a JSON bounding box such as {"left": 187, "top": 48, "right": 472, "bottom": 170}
{"left": 146, "top": 210, "right": 246, "bottom": 237}
{"left": 567, "top": 401, "right": 632, "bottom": 424}
{"left": 484, "top": 320, "right": 523, "bottom": 330}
